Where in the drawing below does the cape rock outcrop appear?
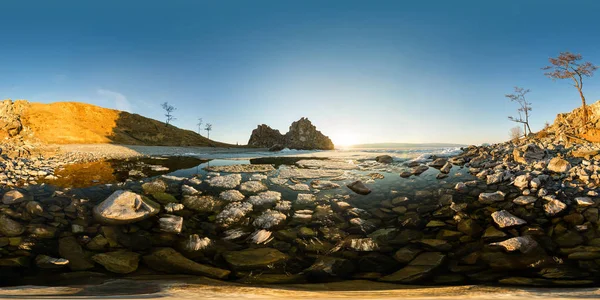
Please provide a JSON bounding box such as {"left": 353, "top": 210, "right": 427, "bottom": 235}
{"left": 248, "top": 118, "right": 334, "bottom": 150}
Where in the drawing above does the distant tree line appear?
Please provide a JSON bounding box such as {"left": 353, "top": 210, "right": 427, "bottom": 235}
{"left": 160, "top": 102, "right": 214, "bottom": 140}
{"left": 506, "top": 51, "right": 597, "bottom": 139}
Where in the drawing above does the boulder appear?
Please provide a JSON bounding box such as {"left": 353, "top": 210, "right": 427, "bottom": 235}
{"left": 58, "top": 236, "right": 94, "bottom": 271}
{"left": 91, "top": 251, "right": 140, "bottom": 274}
{"left": 412, "top": 165, "right": 429, "bottom": 175}
{"left": 0, "top": 215, "right": 24, "bottom": 237}
{"left": 223, "top": 248, "right": 288, "bottom": 270}
{"left": 513, "top": 144, "right": 545, "bottom": 164}
{"left": 93, "top": 191, "right": 160, "bottom": 225}
{"left": 429, "top": 158, "right": 448, "bottom": 168}
{"left": 2, "top": 189, "right": 32, "bottom": 205}
{"left": 491, "top": 210, "right": 527, "bottom": 228}
{"left": 158, "top": 215, "right": 183, "bottom": 233}
{"left": 376, "top": 155, "right": 394, "bottom": 164}
{"left": 547, "top": 157, "right": 571, "bottom": 173}
{"left": 479, "top": 191, "right": 506, "bottom": 204}
{"left": 440, "top": 162, "right": 452, "bottom": 174}
{"left": 544, "top": 199, "right": 567, "bottom": 216}
{"left": 513, "top": 175, "right": 530, "bottom": 189}
{"left": 143, "top": 247, "right": 230, "bottom": 279}
{"left": 141, "top": 180, "right": 167, "bottom": 194}
{"left": 347, "top": 180, "right": 371, "bottom": 195}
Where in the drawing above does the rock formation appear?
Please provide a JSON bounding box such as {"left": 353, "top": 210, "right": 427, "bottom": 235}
{"left": 284, "top": 118, "right": 335, "bottom": 150}
{"left": 248, "top": 117, "right": 334, "bottom": 150}
{"left": 0, "top": 99, "right": 24, "bottom": 139}
{"left": 247, "top": 125, "right": 284, "bottom": 148}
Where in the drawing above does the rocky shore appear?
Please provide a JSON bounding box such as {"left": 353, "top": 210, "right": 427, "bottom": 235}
{"left": 1, "top": 127, "right": 600, "bottom": 288}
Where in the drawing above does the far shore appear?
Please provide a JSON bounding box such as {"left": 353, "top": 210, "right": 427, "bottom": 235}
{"left": 43, "top": 144, "right": 429, "bottom": 161}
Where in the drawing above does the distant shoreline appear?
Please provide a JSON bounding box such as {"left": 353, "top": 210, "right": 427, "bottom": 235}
{"left": 348, "top": 143, "right": 467, "bottom": 149}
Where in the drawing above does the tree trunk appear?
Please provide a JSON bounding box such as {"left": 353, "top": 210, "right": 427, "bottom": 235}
{"left": 579, "top": 88, "right": 588, "bottom": 124}
{"left": 523, "top": 124, "right": 526, "bottom": 137}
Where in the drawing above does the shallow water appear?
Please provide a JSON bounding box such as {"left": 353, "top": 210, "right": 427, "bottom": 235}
{"left": 40, "top": 152, "right": 477, "bottom": 214}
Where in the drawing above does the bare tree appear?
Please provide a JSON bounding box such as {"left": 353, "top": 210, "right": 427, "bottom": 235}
{"left": 205, "top": 123, "right": 212, "bottom": 139}
{"left": 196, "top": 118, "right": 203, "bottom": 135}
{"left": 161, "top": 102, "right": 177, "bottom": 126}
{"left": 509, "top": 126, "right": 523, "bottom": 140}
{"left": 543, "top": 51, "right": 598, "bottom": 123}
{"left": 506, "top": 87, "right": 532, "bottom": 136}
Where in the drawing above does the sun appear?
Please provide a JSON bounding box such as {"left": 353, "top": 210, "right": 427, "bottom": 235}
{"left": 332, "top": 132, "right": 357, "bottom": 148}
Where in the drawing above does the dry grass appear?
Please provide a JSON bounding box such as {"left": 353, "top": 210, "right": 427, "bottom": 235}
{"left": 19, "top": 102, "right": 234, "bottom": 147}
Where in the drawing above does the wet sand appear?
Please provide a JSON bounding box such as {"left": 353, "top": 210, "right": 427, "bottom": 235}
{"left": 0, "top": 277, "right": 598, "bottom": 299}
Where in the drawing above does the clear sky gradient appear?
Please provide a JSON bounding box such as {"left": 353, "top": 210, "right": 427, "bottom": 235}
{"left": 2, "top": 0, "right": 600, "bottom": 146}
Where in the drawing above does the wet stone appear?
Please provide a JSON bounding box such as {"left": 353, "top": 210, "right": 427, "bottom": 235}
{"left": 91, "top": 251, "right": 140, "bottom": 274}
{"left": 223, "top": 248, "right": 288, "bottom": 270}
{"left": 491, "top": 210, "right": 526, "bottom": 228}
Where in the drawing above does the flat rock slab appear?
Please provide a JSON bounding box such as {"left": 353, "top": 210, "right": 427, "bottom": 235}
{"left": 223, "top": 248, "right": 288, "bottom": 270}
{"left": 239, "top": 181, "right": 268, "bottom": 193}
{"left": 296, "top": 159, "right": 357, "bottom": 170}
{"left": 143, "top": 247, "right": 230, "bottom": 279}
{"left": 219, "top": 190, "right": 245, "bottom": 202}
{"left": 207, "top": 174, "right": 242, "bottom": 189}
{"left": 278, "top": 167, "right": 344, "bottom": 179}
{"left": 206, "top": 164, "right": 275, "bottom": 173}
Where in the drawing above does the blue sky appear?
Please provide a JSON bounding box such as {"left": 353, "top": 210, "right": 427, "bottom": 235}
{"left": 2, "top": 0, "right": 600, "bottom": 146}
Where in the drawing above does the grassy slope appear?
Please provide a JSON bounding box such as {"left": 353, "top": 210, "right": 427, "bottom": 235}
{"left": 20, "top": 101, "right": 234, "bottom": 147}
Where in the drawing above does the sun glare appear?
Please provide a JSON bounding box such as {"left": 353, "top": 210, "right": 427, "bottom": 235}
{"left": 332, "top": 132, "right": 357, "bottom": 148}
